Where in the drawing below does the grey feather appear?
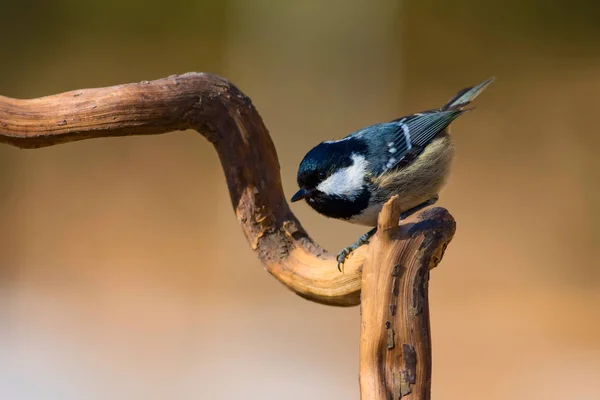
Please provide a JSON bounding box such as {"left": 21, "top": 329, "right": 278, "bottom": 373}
{"left": 442, "top": 77, "right": 495, "bottom": 111}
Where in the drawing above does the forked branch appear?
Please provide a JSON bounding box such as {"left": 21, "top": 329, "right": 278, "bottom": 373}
{"left": 0, "top": 72, "right": 458, "bottom": 399}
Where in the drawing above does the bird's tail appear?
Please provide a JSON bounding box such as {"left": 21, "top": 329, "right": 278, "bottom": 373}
{"left": 441, "top": 77, "right": 495, "bottom": 111}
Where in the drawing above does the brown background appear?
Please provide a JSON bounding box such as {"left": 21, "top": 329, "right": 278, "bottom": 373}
{"left": 0, "top": 0, "right": 598, "bottom": 399}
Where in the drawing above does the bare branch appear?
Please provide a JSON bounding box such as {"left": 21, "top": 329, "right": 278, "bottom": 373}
{"left": 1, "top": 72, "right": 459, "bottom": 398}
{"left": 0, "top": 72, "right": 365, "bottom": 306}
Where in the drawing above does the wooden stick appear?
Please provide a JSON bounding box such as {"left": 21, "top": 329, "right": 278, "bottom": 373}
{"left": 359, "top": 197, "right": 456, "bottom": 400}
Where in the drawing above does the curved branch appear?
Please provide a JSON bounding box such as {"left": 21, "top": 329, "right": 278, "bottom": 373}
{"left": 0, "top": 72, "right": 364, "bottom": 306}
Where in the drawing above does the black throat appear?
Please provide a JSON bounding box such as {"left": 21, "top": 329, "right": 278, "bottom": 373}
{"left": 306, "top": 187, "right": 371, "bottom": 220}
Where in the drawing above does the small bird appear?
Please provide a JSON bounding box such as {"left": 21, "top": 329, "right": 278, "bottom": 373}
{"left": 291, "top": 77, "right": 494, "bottom": 270}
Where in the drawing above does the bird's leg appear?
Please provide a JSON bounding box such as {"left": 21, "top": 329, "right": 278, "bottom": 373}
{"left": 337, "top": 227, "right": 377, "bottom": 272}
{"left": 399, "top": 195, "right": 439, "bottom": 220}
{"left": 336, "top": 196, "right": 439, "bottom": 272}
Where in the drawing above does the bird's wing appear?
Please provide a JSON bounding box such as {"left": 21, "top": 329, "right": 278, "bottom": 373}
{"left": 370, "top": 109, "right": 466, "bottom": 175}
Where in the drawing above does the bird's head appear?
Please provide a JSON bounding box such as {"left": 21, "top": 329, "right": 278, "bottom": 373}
{"left": 291, "top": 139, "right": 370, "bottom": 215}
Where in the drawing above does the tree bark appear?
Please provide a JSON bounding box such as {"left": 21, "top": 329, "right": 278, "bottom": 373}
{"left": 360, "top": 196, "right": 455, "bottom": 400}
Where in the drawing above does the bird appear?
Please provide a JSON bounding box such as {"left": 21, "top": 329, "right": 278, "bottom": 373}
{"left": 290, "top": 77, "right": 494, "bottom": 271}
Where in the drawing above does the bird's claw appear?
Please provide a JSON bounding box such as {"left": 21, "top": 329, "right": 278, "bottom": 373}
{"left": 336, "top": 247, "right": 353, "bottom": 272}
{"left": 336, "top": 227, "right": 378, "bottom": 273}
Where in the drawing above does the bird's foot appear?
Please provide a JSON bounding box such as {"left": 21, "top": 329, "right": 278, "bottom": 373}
{"left": 336, "top": 196, "right": 439, "bottom": 272}
{"left": 336, "top": 227, "right": 377, "bottom": 272}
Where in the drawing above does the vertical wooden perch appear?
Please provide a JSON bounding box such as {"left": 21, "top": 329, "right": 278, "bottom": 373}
{"left": 0, "top": 73, "right": 456, "bottom": 399}
{"left": 360, "top": 197, "right": 455, "bottom": 400}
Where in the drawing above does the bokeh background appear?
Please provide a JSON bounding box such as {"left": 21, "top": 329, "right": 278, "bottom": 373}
{"left": 1, "top": 0, "right": 599, "bottom": 399}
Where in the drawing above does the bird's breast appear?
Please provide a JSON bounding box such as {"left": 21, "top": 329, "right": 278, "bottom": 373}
{"left": 347, "top": 203, "right": 382, "bottom": 226}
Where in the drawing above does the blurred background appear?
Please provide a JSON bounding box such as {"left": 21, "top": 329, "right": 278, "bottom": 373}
{"left": 0, "top": 0, "right": 599, "bottom": 399}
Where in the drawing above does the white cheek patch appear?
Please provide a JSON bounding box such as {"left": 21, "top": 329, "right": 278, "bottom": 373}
{"left": 317, "top": 154, "right": 368, "bottom": 199}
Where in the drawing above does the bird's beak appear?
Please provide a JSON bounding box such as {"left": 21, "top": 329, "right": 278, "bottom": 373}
{"left": 291, "top": 188, "right": 309, "bottom": 202}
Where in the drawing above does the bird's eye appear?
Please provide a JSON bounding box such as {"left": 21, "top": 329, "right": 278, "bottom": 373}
{"left": 318, "top": 171, "right": 327, "bottom": 180}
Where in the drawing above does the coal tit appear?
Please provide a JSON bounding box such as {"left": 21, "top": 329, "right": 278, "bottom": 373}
{"left": 291, "top": 77, "right": 494, "bottom": 270}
